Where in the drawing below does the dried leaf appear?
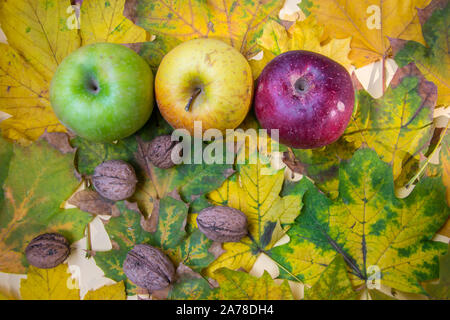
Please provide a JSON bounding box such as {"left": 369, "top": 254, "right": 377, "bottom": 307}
{"left": 40, "top": 131, "right": 76, "bottom": 154}
{"left": 68, "top": 190, "right": 119, "bottom": 216}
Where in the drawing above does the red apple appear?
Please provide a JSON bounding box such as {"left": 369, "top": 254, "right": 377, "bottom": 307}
{"left": 254, "top": 50, "right": 355, "bottom": 149}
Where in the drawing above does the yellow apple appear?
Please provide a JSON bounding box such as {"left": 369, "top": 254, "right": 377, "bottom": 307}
{"left": 155, "top": 38, "right": 253, "bottom": 135}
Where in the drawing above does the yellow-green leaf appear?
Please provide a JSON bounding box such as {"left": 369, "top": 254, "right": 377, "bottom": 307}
{"left": 0, "top": 139, "right": 91, "bottom": 273}
{"left": 134, "top": 0, "right": 283, "bottom": 58}
{"left": 269, "top": 148, "right": 449, "bottom": 294}
{"left": 304, "top": 255, "right": 358, "bottom": 300}
{"left": 344, "top": 63, "right": 437, "bottom": 179}
{"left": 20, "top": 264, "right": 80, "bottom": 300}
{"left": 214, "top": 268, "right": 294, "bottom": 300}
{"left": 257, "top": 16, "right": 352, "bottom": 70}
{"left": 299, "top": 0, "right": 431, "bottom": 68}
{"left": 80, "top": 0, "right": 148, "bottom": 45}
{"left": 83, "top": 281, "right": 126, "bottom": 300}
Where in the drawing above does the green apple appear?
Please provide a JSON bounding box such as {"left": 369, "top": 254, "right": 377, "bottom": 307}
{"left": 50, "top": 43, "right": 154, "bottom": 142}
{"left": 155, "top": 38, "right": 253, "bottom": 135}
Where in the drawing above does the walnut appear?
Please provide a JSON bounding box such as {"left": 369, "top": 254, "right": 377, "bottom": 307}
{"left": 196, "top": 206, "right": 248, "bottom": 242}
{"left": 92, "top": 160, "right": 137, "bottom": 201}
{"left": 147, "top": 135, "right": 179, "bottom": 169}
{"left": 25, "top": 233, "right": 70, "bottom": 269}
{"left": 123, "top": 244, "right": 175, "bottom": 292}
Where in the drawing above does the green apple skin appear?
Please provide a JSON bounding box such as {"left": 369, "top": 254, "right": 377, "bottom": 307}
{"left": 155, "top": 38, "right": 253, "bottom": 135}
{"left": 50, "top": 43, "right": 154, "bottom": 142}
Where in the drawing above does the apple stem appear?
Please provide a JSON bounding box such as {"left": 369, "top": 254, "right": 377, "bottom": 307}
{"left": 185, "top": 87, "right": 202, "bottom": 112}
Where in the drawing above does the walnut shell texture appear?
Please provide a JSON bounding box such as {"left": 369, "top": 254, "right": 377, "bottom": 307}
{"left": 92, "top": 160, "right": 137, "bottom": 201}
{"left": 197, "top": 206, "right": 248, "bottom": 242}
{"left": 123, "top": 244, "right": 175, "bottom": 292}
{"left": 25, "top": 233, "right": 70, "bottom": 269}
{"left": 147, "top": 135, "right": 178, "bottom": 169}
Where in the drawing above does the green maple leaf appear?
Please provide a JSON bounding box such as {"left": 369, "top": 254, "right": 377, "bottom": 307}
{"left": 344, "top": 63, "right": 437, "bottom": 181}
{"left": 94, "top": 194, "right": 215, "bottom": 295}
{"left": 304, "top": 255, "right": 358, "bottom": 300}
{"left": 268, "top": 148, "right": 449, "bottom": 295}
{"left": 390, "top": 0, "right": 450, "bottom": 106}
{"left": 0, "top": 139, "right": 92, "bottom": 273}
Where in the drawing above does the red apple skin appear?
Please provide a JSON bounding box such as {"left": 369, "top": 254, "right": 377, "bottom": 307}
{"left": 254, "top": 50, "right": 355, "bottom": 149}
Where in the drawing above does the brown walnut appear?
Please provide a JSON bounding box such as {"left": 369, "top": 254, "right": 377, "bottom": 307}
{"left": 92, "top": 160, "right": 137, "bottom": 201}
{"left": 123, "top": 244, "right": 175, "bottom": 292}
{"left": 147, "top": 135, "right": 179, "bottom": 169}
{"left": 197, "top": 206, "right": 248, "bottom": 242}
{"left": 25, "top": 233, "right": 70, "bottom": 269}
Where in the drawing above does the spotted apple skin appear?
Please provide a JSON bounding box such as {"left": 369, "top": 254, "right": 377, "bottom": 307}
{"left": 254, "top": 50, "right": 355, "bottom": 149}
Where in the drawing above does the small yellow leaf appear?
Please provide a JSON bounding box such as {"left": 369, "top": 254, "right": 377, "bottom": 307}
{"left": 0, "top": 0, "right": 81, "bottom": 81}
{"left": 83, "top": 281, "right": 126, "bottom": 300}
{"left": 80, "top": 0, "right": 148, "bottom": 45}
{"left": 20, "top": 264, "right": 80, "bottom": 300}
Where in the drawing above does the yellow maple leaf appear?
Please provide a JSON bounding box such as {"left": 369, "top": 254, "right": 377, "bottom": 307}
{"left": 83, "top": 281, "right": 126, "bottom": 300}
{"left": 257, "top": 16, "right": 352, "bottom": 71}
{"left": 20, "top": 264, "right": 126, "bottom": 300}
{"left": 299, "top": 0, "right": 430, "bottom": 68}
{"left": 80, "top": 0, "right": 149, "bottom": 45}
{"left": 20, "top": 264, "right": 80, "bottom": 300}
{"left": 0, "top": 44, "right": 66, "bottom": 144}
{"left": 0, "top": 0, "right": 80, "bottom": 81}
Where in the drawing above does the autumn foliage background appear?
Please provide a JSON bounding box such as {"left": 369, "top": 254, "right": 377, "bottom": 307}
{"left": 0, "top": 0, "right": 449, "bottom": 300}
